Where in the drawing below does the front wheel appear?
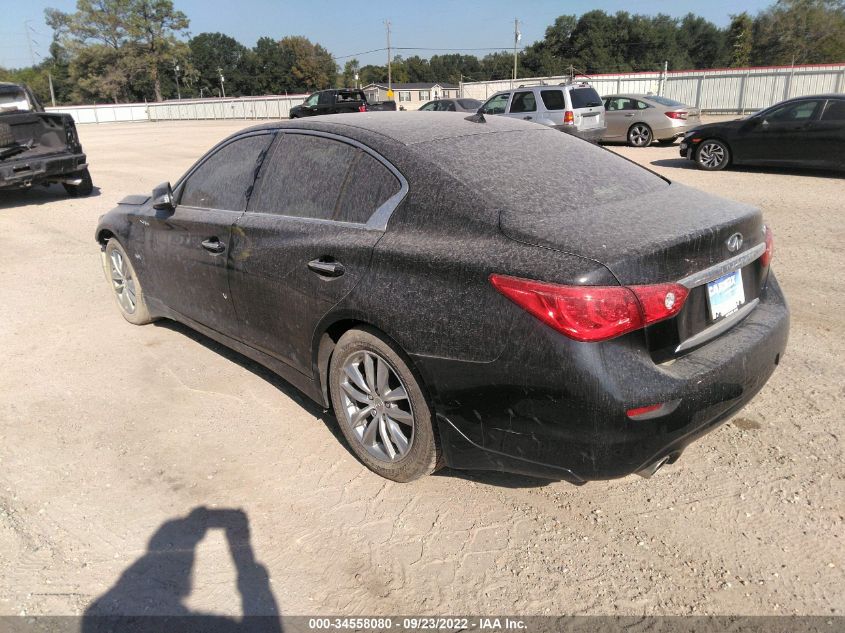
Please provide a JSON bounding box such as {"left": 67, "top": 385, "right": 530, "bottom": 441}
{"left": 696, "top": 139, "right": 730, "bottom": 171}
{"left": 104, "top": 239, "right": 154, "bottom": 325}
{"left": 63, "top": 168, "right": 94, "bottom": 197}
{"left": 329, "top": 328, "right": 442, "bottom": 482}
{"left": 627, "top": 123, "right": 653, "bottom": 147}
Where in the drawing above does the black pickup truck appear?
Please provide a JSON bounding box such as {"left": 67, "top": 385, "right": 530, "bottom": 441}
{"left": 0, "top": 82, "right": 93, "bottom": 196}
{"left": 288, "top": 88, "right": 396, "bottom": 118}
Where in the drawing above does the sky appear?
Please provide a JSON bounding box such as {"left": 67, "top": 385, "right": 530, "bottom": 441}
{"left": 1, "top": 0, "right": 775, "bottom": 69}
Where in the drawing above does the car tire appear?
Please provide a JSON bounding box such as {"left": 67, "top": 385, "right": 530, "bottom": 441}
{"left": 104, "top": 239, "right": 154, "bottom": 325}
{"left": 695, "top": 139, "right": 730, "bottom": 171}
{"left": 63, "top": 168, "right": 94, "bottom": 197}
{"left": 657, "top": 138, "right": 677, "bottom": 146}
{"left": 329, "top": 327, "right": 443, "bottom": 482}
{"left": 0, "top": 122, "right": 14, "bottom": 148}
{"left": 627, "top": 123, "right": 653, "bottom": 147}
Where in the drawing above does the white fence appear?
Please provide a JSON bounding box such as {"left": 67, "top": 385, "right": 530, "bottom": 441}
{"left": 460, "top": 63, "right": 845, "bottom": 113}
{"left": 47, "top": 94, "right": 308, "bottom": 124}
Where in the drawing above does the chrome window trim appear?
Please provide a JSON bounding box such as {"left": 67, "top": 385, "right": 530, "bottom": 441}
{"left": 677, "top": 243, "right": 765, "bottom": 289}
{"left": 248, "top": 128, "right": 409, "bottom": 232}
{"left": 675, "top": 298, "right": 760, "bottom": 353}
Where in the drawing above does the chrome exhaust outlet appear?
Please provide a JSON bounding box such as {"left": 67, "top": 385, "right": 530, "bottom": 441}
{"left": 62, "top": 177, "right": 83, "bottom": 185}
{"left": 636, "top": 455, "right": 671, "bottom": 479}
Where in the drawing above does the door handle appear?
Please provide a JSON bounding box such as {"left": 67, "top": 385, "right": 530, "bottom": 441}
{"left": 624, "top": 113, "right": 635, "bottom": 117}
{"left": 308, "top": 258, "right": 345, "bottom": 277}
{"left": 523, "top": 116, "right": 532, "bottom": 120}
{"left": 201, "top": 237, "right": 226, "bottom": 254}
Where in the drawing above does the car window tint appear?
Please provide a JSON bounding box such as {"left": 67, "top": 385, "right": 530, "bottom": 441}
{"left": 540, "top": 90, "right": 565, "bottom": 110}
{"left": 335, "top": 152, "right": 401, "bottom": 224}
{"left": 419, "top": 101, "right": 436, "bottom": 111}
{"left": 767, "top": 100, "right": 821, "bottom": 122}
{"left": 821, "top": 100, "right": 845, "bottom": 121}
{"left": 250, "top": 134, "right": 355, "bottom": 219}
{"left": 304, "top": 94, "right": 318, "bottom": 106}
{"left": 510, "top": 91, "right": 537, "bottom": 113}
{"left": 458, "top": 99, "right": 481, "bottom": 109}
{"left": 569, "top": 87, "right": 602, "bottom": 109}
{"left": 180, "top": 135, "right": 272, "bottom": 211}
{"left": 482, "top": 93, "right": 509, "bottom": 114}
{"left": 444, "top": 102, "right": 456, "bottom": 111}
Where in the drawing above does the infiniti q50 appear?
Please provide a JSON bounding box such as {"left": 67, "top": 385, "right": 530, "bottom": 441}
{"left": 95, "top": 112, "right": 789, "bottom": 483}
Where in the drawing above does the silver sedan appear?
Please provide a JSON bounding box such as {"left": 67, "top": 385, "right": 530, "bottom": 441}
{"left": 417, "top": 98, "right": 483, "bottom": 113}
{"left": 602, "top": 94, "right": 701, "bottom": 147}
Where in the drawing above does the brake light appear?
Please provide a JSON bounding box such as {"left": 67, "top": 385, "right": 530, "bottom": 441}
{"left": 627, "top": 404, "right": 663, "bottom": 418}
{"left": 563, "top": 110, "right": 575, "bottom": 124}
{"left": 761, "top": 225, "right": 774, "bottom": 267}
{"left": 489, "top": 275, "right": 689, "bottom": 343}
{"left": 665, "top": 111, "right": 688, "bottom": 120}
{"left": 358, "top": 104, "right": 368, "bottom": 112}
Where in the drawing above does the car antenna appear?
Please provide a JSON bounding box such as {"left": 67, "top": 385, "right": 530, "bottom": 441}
{"left": 465, "top": 112, "right": 485, "bottom": 123}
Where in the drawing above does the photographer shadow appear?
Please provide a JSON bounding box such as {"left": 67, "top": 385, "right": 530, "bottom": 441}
{"left": 83, "top": 507, "right": 282, "bottom": 633}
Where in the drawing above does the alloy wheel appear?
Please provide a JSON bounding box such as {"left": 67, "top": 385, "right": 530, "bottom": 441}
{"left": 629, "top": 124, "right": 652, "bottom": 147}
{"left": 339, "top": 350, "right": 414, "bottom": 462}
{"left": 698, "top": 141, "right": 727, "bottom": 169}
{"left": 109, "top": 249, "right": 137, "bottom": 314}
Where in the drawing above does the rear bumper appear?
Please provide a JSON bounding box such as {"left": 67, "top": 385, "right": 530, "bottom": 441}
{"left": 417, "top": 274, "right": 789, "bottom": 481}
{"left": 556, "top": 125, "right": 606, "bottom": 142}
{"left": 0, "top": 152, "right": 87, "bottom": 190}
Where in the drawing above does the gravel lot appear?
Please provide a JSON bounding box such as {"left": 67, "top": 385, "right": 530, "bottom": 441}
{"left": 0, "top": 119, "right": 842, "bottom": 618}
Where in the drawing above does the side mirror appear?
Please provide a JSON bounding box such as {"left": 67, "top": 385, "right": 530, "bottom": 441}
{"left": 152, "top": 181, "right": 174, "bottom": 212}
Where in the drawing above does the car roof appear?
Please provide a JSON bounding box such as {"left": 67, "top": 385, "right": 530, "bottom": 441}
{"left": 244, "top": 111, "right": 540, "bottom": 146}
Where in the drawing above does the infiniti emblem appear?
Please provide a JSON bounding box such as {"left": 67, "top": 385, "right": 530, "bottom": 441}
{"left": 726, "top": 232, "right": 743, "bottom": 252}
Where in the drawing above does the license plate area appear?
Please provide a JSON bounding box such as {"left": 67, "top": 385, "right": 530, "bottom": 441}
{"left": 706, "top": 270, "right": 746, "bottom": 321}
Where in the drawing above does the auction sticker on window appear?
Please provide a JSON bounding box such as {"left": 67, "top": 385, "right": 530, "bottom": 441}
{"left": 707, "top": 269, "right": 745, "bottom": 320}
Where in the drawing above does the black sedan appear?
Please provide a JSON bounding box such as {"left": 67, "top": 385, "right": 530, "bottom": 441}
{"left": 681, "top": 94, "right": 845, "bottom": 171}
{"left": 96, "top": 113, "right": 789, "bottom": 483}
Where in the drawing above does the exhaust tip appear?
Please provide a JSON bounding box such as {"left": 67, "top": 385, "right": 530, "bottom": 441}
{"left": 636, "top": 455, "right": 672, "bottom": 479}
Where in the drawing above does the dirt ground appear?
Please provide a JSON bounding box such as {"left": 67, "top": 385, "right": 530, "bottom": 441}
{"left": 0, "top": 119, "right": 842, "bottom": 619}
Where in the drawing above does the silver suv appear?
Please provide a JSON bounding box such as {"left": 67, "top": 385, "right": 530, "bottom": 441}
{"left": 478, "top": 82, "right": 606, "bottom": 141}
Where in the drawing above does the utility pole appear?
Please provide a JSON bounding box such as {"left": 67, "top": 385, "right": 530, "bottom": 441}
{"left": 48, "top": 73, "right": 56, "bottom": 107}
{"left": 512, "top": 18, "right": 520, "bottom": 89}
{"left": 24, "top": 21, "right": 36, "bottom": 66}
{"left": 385, "top": 20, "right": 392, "bottom": 96}
{"left": 218, "top": 67, "right": 226, "bottom": 99}
{"left": 174, "top": 63, "right": 181, "bottom": 100}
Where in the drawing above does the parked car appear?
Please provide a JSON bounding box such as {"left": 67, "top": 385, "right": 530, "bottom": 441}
{"left": 602, "top": 94, "right": 701, "bottom": 147}
{"left": 417, "top": 98, "right": 482, "bottom": 112}
{"left": 0, "top": 82, "right": 92, "bottom": 196}
{"left": 288, "top": 88, "right": 396, "bottom": 118}
{"left": 478, "top": 82, "right": 606, "bottom": 141}
{"left": 680, "top": 94, "right": 845, "bottom": 171}
{"left": 96, "top": 112, "right": 788, "bottom": 483}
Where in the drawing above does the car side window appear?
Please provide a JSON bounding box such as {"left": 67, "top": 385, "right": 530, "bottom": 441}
{"left": 419, "top": 101, "right": 436, "bottom": 111}
{"left": 179, "top": 135, "right": 273, "bottom": 211}
{"left": 635, "top": 99, "right": 649, "bottom": 110}
{"left": 249, "top": 134, "right": 400, "bottom": 225}
{"left": 444, "top": 102, "right": 456, "bottom": 112}
{"left": 481, "top": 93, "right": 510, "bottom": 115}
{"left": 317, "top": 92, "right": 333, "bottom": 106}
{"left": 821, "top": 100, "right": 845, "bottom": 121}
{"left": 766, "top": 100, "right": 821, "bottom": 122}
{"left": 509, "top": 91, "right": 537, "bottom": 113}
{"left": 540, "top": 90, "right": 565, "bottom": 110}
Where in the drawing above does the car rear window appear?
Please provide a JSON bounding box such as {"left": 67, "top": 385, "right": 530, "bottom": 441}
{"left": 337, "top": 90, "right": 366, "bottom": 102}
{"left": 647, "top": 95, "right": 687, "bottom": 108}
{"left": 458, "top": 99, "right": 481, "bottom": 109}
{"left": 569, "top": 87, "right": 602, "bottom": 109}
{"left": 540, "top": 90, "right": 565, "bottom": 110}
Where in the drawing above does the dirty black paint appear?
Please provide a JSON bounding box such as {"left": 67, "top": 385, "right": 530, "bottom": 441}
{"left": 95, "top": 112, "right": 790, "bottom": 481}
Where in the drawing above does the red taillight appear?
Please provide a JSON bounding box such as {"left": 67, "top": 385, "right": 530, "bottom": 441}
{"left": 761, "top": 225, "right": 774, "bottom": 267}
{"left": 489, "top": 275, "right": 689, "bottom": 343}
{"left": 563, "top": 110, "right": 575, "bottom": 124}
{"left": 627, "top": 404, "right": 663, "bottom": 418}
{"left": 665, "top": 111, "right": 688, "bottom": 120}
{"left": 358, "top": 104, "right": 367, "bottom": 112}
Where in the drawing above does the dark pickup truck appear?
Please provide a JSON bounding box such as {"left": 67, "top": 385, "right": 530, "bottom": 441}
{"left": 0, "top": 82, "right": 93, "bottom": 196}
{"left": 288, "top": 88, "right": 397, "bottom": 118}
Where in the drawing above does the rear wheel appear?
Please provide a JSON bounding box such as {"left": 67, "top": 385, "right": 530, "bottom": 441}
{"left": 329, "top": 327, "right": 442, "bottom": 482}
{"left": 696, "top": 139, "right": 730, "bottom": 171}
{"left": 627, "top": 123, "right": 653, "bottom": 147}
{"left": 104, "top": 239, "right": 154, "bottom": 325}
{"left": 63, "top": 168, "right": 94, "bottom": 197}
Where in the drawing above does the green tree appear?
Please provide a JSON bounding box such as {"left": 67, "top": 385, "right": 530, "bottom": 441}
{"left": 727, "top": 12, "right": 754, "bottom": 67}
{"left": 679, "top": 14, "right": 727, "bottom": 69}
{"left": 278, "top": 36, "right": 337, "bottom": 93}
{"left": 752, "top": 0, "right": 845, "bottom": 65}
{"left": 189, "top": 32, "right": 249, "bottom": 97}
{"left": 341, "top": 58, "right": 360, "bottom": 87}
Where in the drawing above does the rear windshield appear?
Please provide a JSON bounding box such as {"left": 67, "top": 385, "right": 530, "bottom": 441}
{"left": 569, "top": 87, "right": 602, "bottom": 109}
{"left": 423, "top": 128, "right": 666, "bottom": 212}
{"left": 540, "top": 90, "right": 565, "bottom": 110}
{"left": 0, "top": 86, "right": 29, "bottom": 111}
{"left": 458, "top": 99, "right": 481, "bottom": 109}
{"left": 647, "top": 95, "right": 687, "bottom": 107}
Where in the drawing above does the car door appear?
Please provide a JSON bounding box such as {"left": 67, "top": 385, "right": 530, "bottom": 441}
{"left": 505, "top": 91, "right": 538, "bottom": 122}
{"left": 803, "top": 98, "right": 845, "bottom": 168}
{"left": 228, "top": 131, "right": 405, "bottom": 375}
{"left": 144, "top": 132, "right": 274, "bottom": 334}
{"left": 317, "top": 90, "right": 336, "bottom": 114}
{"left": 734, "top": 99, "right": 824, "bottom": 164}
{"left": 603, "top": 97, "right": 636, "bottom": 139}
